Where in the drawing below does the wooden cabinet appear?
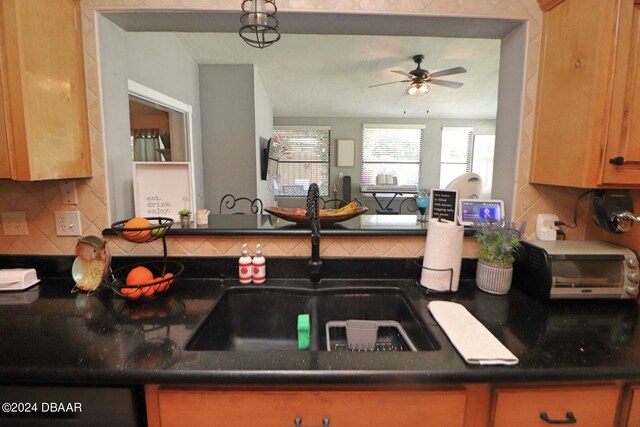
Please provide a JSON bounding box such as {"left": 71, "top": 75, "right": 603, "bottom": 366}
{"left": 145, "top": 386, "right": 467, "bottom": 427}
{"left": 491, "top": 385, "right": 621, "bottom": 427}
{"left": 0, "top": 0, "right": 91, "bottom": 181}
{"left": 530, "top": 0, "right": 640, "bottom": 188}
{"left": 624, "top": 385, "right": 640, "bottom": 426}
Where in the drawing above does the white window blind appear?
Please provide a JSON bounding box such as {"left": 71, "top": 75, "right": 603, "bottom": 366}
{"left": 360, "top": 125, "right": 424, "bottom": 188}
{"left": 272, "top": 127, "right": 330, "bottom": 196}
{"left": 439, "top": 127, "right": 473, "bottom": 188}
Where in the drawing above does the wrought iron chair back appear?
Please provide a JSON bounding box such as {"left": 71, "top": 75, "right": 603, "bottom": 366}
{"left": 219, "top": 194, "right": 264, "bottom": 214}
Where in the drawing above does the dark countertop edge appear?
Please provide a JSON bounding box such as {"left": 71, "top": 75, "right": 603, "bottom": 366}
{"left": 2, "top": 367, "right": 639, "bottom": 387}
{"left": 101, "top": 228, "right": 475, "bottom": 237}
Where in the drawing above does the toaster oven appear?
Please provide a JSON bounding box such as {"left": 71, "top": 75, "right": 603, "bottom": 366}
{"left": 513, "top": 240, "right": 639, "bottom": 299}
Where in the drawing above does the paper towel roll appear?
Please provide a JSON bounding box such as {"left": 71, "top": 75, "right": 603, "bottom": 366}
{"left": 420, "top": 219, "right": 464, "bottom": 292}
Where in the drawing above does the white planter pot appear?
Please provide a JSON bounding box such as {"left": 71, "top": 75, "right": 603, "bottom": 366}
{"left": 476, "top": 260, "right": 513, "bottom": 295}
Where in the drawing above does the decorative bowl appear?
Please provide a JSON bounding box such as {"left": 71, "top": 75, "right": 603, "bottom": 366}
{"left": 265, "top": 206, "right": 368, "bottom": 226}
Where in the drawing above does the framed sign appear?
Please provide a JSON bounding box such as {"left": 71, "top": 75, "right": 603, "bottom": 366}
{"left": 336, "top": 139, "right": 355, "bottom": 167}
{"left": 429, "top": 189, "right": 458, "bottom": 222}
{"left": 133, "top": 162, "right": 193, "bottom": 221}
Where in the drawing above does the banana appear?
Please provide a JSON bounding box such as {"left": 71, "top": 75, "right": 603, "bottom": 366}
{"left": 319, "top": 199, "right": 358, "bottom": 216}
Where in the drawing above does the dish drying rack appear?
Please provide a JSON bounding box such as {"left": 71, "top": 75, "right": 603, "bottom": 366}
{"left": 325, "top": 320, "right": 417, "bottom": 352}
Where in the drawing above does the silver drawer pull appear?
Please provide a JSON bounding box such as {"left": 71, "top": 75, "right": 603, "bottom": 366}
{"left": 294, "top": 417, "right": 330, "bottom": 426}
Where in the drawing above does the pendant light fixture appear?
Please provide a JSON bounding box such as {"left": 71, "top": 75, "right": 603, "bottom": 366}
{"left": 239, "top": 0, "right": 281, "bottom": 49}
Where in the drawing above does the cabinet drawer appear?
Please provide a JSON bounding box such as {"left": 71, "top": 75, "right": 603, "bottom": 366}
{"left": 492, "top": 385, "right": 620, "bottom": 427}
{"left": 156, "top": 389, "right": 466, "bottom": 427}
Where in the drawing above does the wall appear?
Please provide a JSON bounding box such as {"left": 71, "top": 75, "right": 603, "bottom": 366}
{"left": 253, "top": 66, "right": 276, "bottom": 208}
{"left": 98, "top": 25, "right": 204, "bottom": 222}
{"left": 2, "top": 0, "right": 586, "bottom": 258}
{"left": 199, "top": 65, "right": 258, "bottom": 211}
{"left": 274, "top": 116, "right": 495, "bottom": 212}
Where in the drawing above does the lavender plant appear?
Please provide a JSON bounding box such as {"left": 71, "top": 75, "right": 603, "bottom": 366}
{"left": 474, "top": 219, "right": 526, "bottom": 267}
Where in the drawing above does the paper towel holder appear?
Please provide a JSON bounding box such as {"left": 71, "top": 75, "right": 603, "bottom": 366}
{"left": 415, "top": 261, "right": 454, "bottom": 293}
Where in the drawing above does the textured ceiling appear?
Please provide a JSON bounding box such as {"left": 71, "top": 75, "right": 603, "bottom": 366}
{"left": 178, "top": 33, "right": 501, "bottom": 119}
{"left": 105, "top": 12, "right": 502, "bottom": 119}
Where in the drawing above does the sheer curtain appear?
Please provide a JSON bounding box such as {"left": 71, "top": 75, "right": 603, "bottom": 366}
{"left": 131, "top": 128, "right": 162, "bottom": 161}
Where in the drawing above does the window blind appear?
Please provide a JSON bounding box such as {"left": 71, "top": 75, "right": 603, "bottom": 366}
{"left": 272, "top": 127, "right": 330, "bottom": 196}
{"left": 439, "top": 127, "right": 473, "bottom": 187}
{"left": 360, "top": 125, "right": 423, "bottom": 187}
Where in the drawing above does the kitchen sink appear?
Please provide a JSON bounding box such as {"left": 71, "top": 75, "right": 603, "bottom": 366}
{"left": 186, "top": 286, "right": 440, "bottom": 352}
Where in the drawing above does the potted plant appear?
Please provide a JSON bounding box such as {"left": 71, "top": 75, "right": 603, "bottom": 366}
{"left": 474, "top": 219, "right": 525, "bottom": 295}
{"left": 178, "top": 209, "right": 192, "bottom": 228}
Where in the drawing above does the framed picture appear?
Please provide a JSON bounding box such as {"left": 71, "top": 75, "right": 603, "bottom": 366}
{"left": 336, "top": 139, "right": 355, "bottom": 167}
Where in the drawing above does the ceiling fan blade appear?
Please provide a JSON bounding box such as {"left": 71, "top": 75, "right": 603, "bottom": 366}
{"left": 391, "top": 70, "right": 415, "bottom": 78}
{"left": 429, "top": 66, "right": 467, "bottom": 78}
{"left": 368, "top": 80, "right": 411, "bottom": 88}
{"left": 428, "top": 79, "right": 464, "bottom": 89}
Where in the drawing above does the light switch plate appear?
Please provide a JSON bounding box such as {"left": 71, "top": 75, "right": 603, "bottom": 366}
{"left": 1, "top": 211, "right": 28, "bottom": 235}
{"left": 60, "top": 181, "right": 78, "bottom": 205}
{"left": 55, "top": 211, "right": 82, "bottom": 236}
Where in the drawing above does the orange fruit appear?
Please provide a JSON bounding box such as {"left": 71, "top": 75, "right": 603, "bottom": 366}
{"left": 141, "top": 283, "right": 157, "bottom": 298}
{"left": 121, "top": 286, "right": 142, "bottom": 300}
{"left": 157, "top": 272, "right": 174, "bottom": 293}
{"left": 126, "top": 266, "right": 154, "bottom": 286}
{"left": 122, "top": 217, "right": 152, "bottom": 242}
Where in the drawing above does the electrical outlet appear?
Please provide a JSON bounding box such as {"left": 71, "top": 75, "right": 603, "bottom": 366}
{"left": 55, "top": 211, "right": 82, "bottom": 236}
{"left": 1, "top": 211, "right": 28, "bottom": 236}
{"left": 60, "top": 180, "right": 78, "bottom": 205}
{"left": 536, "top": 213, "right": 560, "bottom": 240}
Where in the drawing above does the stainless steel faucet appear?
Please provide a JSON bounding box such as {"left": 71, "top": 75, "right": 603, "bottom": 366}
{"left": 306, "top": 183, "right": 322, "bottom": 284}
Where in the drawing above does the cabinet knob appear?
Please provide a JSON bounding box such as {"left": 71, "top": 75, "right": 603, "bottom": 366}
{"left": 539, "top": 411, "right": 576, "bottom": 424}
{"left": 609, "top": 156, "right": 625, "bottom": 166}
{"left": 294, "top": 417, "right": 330, "bottom": 427}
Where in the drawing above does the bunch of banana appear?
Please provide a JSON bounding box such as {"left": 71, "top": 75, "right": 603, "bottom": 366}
{"left": 319, "top": 199, "right": 359, "bottom": 217}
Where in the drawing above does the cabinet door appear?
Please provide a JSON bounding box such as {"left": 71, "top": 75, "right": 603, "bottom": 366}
{"left": 627, "top": 385, "right": 640, "bottom": 426}
{"left": 530, "top": 0, "right": 623, "bottom": 188}
{"left": 492, "top": 385, "right": 620, "bottom": 427}
{"left": 152, "top": 388, "right": 467, "bottom": 427}
{"left": 602, "top": 1, "right": 640, "bottom": 184}
{"left": 1, "top": 0, "right": 91, "bottom": 181}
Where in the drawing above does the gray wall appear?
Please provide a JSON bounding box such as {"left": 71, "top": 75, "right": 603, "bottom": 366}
{"left": 253, "top": 66, "right": 275, "bottom": 208}
{"left": 99, "top": 16, "right": 134, "bottom": 222}
{"left": 98, "top": 24, "right": 204, "bottom": 221}
{"left": 126, "top": 33, "right": 204, "bottom": 212}
{"left": 199, "top": 65, "right": 258, "bottom": 211}
{"left": 273, "top": 116, "right": 495, "bottom": 212}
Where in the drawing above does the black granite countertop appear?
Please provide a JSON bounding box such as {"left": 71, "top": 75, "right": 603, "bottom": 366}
{"left": 102, "top": 214, "right": 476, "bottom": 237}
{"left": 0, "top": 256, "right": 639, "bottom": 387}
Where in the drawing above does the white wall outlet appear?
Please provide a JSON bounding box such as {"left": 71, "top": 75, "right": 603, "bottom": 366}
{"left": 1, "top": 211, "right": 28, "bottom": 236}
{"left": 536, "top": 213, "right": 560, "bottom": 240}
{"left": 55, "top": 211, "right": 82, "bottom": 236}
{"left": 60, "top": 180, "right": 78, "bottom": 205}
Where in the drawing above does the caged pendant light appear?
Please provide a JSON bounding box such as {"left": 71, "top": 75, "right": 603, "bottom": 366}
{"left": 239, "top": 0, "right": 281, "bottom": 49}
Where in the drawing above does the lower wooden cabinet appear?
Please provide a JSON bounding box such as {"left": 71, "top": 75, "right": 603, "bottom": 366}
{"left": 492, "top": 385, "right": 620, "bottom": 427}
{"left": 146, "top": 382, "right": 633, "bottom": 427}
{"left": 146, "top": 386, "right": 467, "bottom": 427}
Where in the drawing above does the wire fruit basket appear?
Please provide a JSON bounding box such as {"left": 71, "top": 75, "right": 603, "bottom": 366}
{"left": 110, "top": 217, "right": 174, "bottom": 244}
{"left": 106, "top": 260, "right": 184, "bottom": 301}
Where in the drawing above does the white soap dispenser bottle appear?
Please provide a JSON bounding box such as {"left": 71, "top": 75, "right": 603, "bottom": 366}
{"left": 239, "top": 243, "right": 252, "bottom": 284}
{"left": 252, "top": 244, "right": 266, "bottom": 284}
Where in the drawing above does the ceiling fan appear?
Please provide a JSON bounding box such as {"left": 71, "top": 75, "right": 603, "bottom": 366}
{"left": 369, "top": 54, "right": 467, "bottom": 96}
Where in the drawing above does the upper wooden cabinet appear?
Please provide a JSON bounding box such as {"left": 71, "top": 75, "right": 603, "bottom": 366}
{"left": 0, "top": 0, "right": 91, "bottom": 181}
{"left": 531, "top": 0, "right": 640, "bottom": 188}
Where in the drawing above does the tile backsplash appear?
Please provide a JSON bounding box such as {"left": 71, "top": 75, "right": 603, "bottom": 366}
{"left": 1, "top": 0, "right": 598, "bottom": 258}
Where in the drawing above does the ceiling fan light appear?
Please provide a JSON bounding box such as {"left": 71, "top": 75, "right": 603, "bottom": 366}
{"left": 239, "top": 0, "right": 281, "bottom": 48}
{"left": 408, "top": 82, "right": 430, "bottom": 96}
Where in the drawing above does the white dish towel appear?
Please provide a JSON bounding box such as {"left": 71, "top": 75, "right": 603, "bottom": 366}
{"left": 428, "top": 301, "right": 519, "bottom": 366}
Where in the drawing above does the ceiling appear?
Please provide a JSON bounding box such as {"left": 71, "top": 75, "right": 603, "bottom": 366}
{"left": 105, "top": 12, "right": 510, "bottom": 119}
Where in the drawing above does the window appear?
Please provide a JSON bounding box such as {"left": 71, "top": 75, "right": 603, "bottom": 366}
{"left": 360, "top": 124, "right": 424, "bottom": 189}
{"left": 439, "top": 127, "right": 473, "bottom": 188}
{"left": 271, "top": 126, "right": 330, "bottom": 196}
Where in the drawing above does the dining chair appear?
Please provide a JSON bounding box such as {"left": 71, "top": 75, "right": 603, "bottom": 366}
{"left": 219, "top": 194, "right": 264, "bottom": 214}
